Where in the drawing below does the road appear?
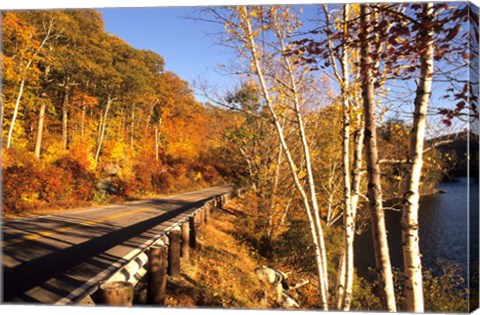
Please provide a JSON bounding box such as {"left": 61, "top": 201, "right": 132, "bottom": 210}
{"left": 1, "top": 185, "right": 232, "bottom": 304}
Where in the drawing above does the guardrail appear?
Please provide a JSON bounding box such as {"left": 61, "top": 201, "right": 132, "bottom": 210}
{"left": 72, "top": 187, "right": 246, "bottom": 306}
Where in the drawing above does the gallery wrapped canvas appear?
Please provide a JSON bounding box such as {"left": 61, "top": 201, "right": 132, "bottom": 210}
{"left": 1, "top": 0, "right": 479, "bottom": 313}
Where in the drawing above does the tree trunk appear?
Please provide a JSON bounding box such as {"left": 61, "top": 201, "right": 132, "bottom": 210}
{"left": 130, "top": 104, "right": 135, "bottom": 150}
{"left": 268, "top": 140, "right": 283, "bottom": 240}
{"left": 343, "top": 118, "right": 364, "bottom": 311}
{"left": 0, "top": 95, "right": 4, "bottom": 132}
{"left": 351, "top": 115, "right": 365, "bottom": 216}
{"left": 154, "top": 126, "right": 159, "bottom": 161}
{"left": 62, "top": 77, "right": 70, "bottom": 150}
{"left": 360, "top": 4, "right": 397, "bottom": 311}
{"left": 81, "top": 106, "right": 86, "bottom": 137}
{"left": 401, "top": 3, "right": 434, "bottom": 312}
{"left": 6, "top": 79, "right": 26, "bottom": 148}
{"left": 95, "top": 96, "right": 114, "bottom": 162}
{"left": 335, "top": 4, "right": 353, "bottom": 309}
{"left": 34, "top": 101, "right": 46, "bottom": 158}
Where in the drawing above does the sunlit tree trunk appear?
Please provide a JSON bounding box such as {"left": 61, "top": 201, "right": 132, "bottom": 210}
{"left": 130, "top": 104, "right": 135, "bottom": 150}
{"left": 323, "top": 4, "right": 357, "bottom": 309}
{"left": 95, "top": 96, "right": 115, "bottom": 162}
{"left": 268, "top": 140, "right": 283, "bottom": 240}
{"left": 401, "top": 3, "right": 434, "bottom": 312}
{"left": 34, "top": 101, "right": 46, "bottom": 158}
{"left": 62, "top": 76, "right": 70, "bottom": 150}
{"left": 360, "top": 4, "right": 397, "bottom": 311}
{"left": 81, "top": 106, "right": 86, "bottom": 137}
{"left": 334, "top": 4, "right": 353, "bottom": 309}
{"left": 154, "top": 126, "right": 159, "bottom": 161}
{"left": 350, "top": 114, "right": 365, "bottom": 217}
{"left": 6, "top": 80, "right": 27, "bottom": 148}
{"left": 339, "top": 5, "right": 358, "bottom": 310}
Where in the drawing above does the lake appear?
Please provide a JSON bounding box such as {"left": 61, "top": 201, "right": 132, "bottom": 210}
{"left": 354, "top": 177, "right": 479, "bottom": 283}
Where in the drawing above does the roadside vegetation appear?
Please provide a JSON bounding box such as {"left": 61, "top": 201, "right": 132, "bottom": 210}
{"left": 139, "top": 194, "right": 470, "bottom": 312}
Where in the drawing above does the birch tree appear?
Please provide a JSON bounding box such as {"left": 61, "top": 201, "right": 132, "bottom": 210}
{"left": 400, "top": 3, "right": 435, "bottom": 311}
{"left": 359, "top": 4, "right": 397, "bottom": 311}
{"left": 317, "top": 4, "right": 365, "bottom": 310}
{"left": 210, "top": 6, "right": 330, "bottom": 308}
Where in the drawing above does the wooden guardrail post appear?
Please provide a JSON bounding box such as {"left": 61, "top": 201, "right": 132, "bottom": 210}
{"left": 195, "top": 210, "right": 201, "bottom": 227}
{"left": 96, "top": 281, "right": 134, "bottom": 306}
{"left": 147, "top": 245, "right": 168, "bottom": 305}
{"left": 181, "top": 221, "right": 190, "bottom": 259}
{"left": 204, "top": 206, "right": 209, "bottom": 224}
{"left": 189, "top": 215, "right": 197, "bottom": 249}
{"left": 168, "top": 226, "right": 181, "bottom": 277}
{"left": 199, "top": 208, "right": 205, "bottom": 225}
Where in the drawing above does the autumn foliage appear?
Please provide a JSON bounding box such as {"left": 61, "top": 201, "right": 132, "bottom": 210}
{"left": 1, "top": 10, "right": 241, "bottom": 215}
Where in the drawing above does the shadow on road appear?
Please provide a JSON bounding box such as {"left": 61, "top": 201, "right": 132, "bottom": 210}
{"left": 2, "top": 196, "right": 215, "bottom": 303}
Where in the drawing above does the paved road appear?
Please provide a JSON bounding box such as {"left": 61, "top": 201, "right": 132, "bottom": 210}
{"left": 1, "top": 186, "right": 232, "bottom": 304}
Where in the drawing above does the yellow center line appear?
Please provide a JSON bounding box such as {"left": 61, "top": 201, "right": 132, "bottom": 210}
{"left": 2, "top": 207, "right": 154, "bottom": 247}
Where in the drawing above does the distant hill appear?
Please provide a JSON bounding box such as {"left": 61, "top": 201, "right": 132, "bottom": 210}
{"left": 426, "top": 130, "right": 479, "bottom": 179}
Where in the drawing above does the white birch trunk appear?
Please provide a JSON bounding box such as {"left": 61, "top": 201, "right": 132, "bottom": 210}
{"left": 34, "top": 101, "right": 46, "bottom": 158}
{"left": 401, "top": 3, "right": 434, "bottom": 312}
{"left": 360, "top": 5, "right": 397, "bottom": 311}
{"left": 335, "top": 5, "right": 353, "bottom": 309}
{"left": 6, "top": 79, "right": 26, "bottom": 148}
{"left": 62, "top": 78, "right": 70, "bottom": 150}
{"left": 95, "top": 96, "right": 114, "bottom": 162}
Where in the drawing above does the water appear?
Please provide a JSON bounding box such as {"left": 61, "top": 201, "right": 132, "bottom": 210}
{"left": 354, "top": 177, "right": 479, "bottom": 282}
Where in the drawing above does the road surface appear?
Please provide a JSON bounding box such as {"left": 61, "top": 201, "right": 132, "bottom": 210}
{"left": 1, "top": 185, "right": 232, "bottom": 304}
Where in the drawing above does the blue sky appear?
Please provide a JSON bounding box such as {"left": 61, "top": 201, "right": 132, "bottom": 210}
{"left": 90, "top": 4, "right": 474, "bottom": 133}
{"left": 97, "top": 5, "right": 321, "bottom": 103}
{"left": 98, "top": 7, "right": 234, "bottom": 102}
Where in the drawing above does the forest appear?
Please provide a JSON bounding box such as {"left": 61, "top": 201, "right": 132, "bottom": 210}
{"left": 1, "top": 2, "right": 479, "bottom": 313}
{"left": 1, "top": 10, "right": 243, "bottom": 214}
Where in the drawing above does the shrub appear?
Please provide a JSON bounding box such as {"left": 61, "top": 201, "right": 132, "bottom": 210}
{"left": 55, "top": 155, "right": 96, "bottom": 202}
{"left": 2, "top": 148, "right": 98, "bottom": 214}
{"left": 3, "top": 149, "right": 44, "bottom": 213}
{"left": 151, "top": 170, "right": 174, "bottom": 191}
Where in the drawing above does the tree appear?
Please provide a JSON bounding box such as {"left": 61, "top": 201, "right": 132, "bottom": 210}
{"left": 207, "top": 6, "right": 330, "bottom": 308}
{"left": 399, "top": 3, "right": 435, "bottom": 311}
{"left": 3, "top": 12, "right": 54, "bottom": 149}
{"left": 359, "top": 4, "right": 397, "bottom": 311}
